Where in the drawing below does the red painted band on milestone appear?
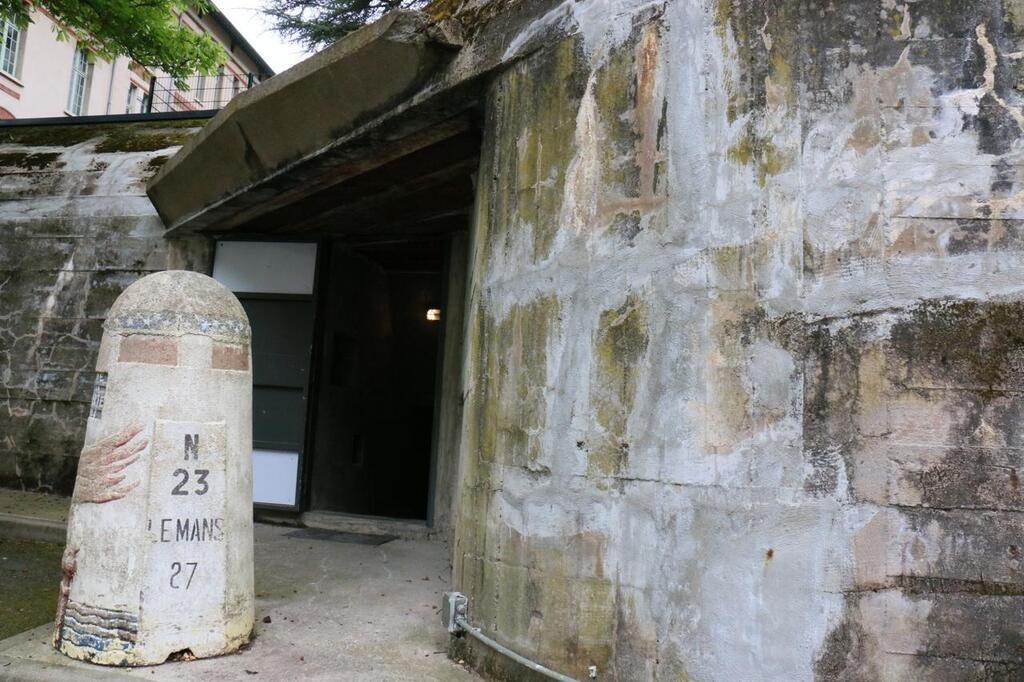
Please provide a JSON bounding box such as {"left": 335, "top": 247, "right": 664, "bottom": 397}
{"left": 211, "top": 342, "right": 249, "bottom": 371}
{"left": 118, "top": 335, "right": 179, "bottom": 366}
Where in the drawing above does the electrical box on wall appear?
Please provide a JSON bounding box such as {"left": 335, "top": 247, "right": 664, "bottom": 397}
{"left": 441, "top": 591, "right": 468, "bottom": 634}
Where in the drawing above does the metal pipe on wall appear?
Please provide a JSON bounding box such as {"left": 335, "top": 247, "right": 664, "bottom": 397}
{"left": 455, "top": 615, "right": 579, "bottom": 682}
{"left": 104, "top": 56, "right": 119, "bottom": 115}
{"left": 442, "top": 592, "right": 582, "bottom": 681}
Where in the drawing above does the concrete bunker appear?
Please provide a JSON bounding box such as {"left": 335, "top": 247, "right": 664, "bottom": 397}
{"left": 148, "top": 11, "right": 479, "bottom": 533}
{"left": 62, "top": 0, "right": 1024, "bottom": 679}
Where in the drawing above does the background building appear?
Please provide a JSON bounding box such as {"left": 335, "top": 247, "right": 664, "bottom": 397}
{"left": 0, "top": 5, "right": 272, "bottom": 119}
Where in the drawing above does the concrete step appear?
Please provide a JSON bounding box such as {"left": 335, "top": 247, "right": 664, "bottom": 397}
{"left": 0, "top": 513, "right": 65, "bottom": 544}
{"left": 300, "top": 510, "right": 434, "bottom": 540}
{"left": 0, "top": 488, "right": 437, "bottom": 544}
{"left": 0, "top": 489, "right": 70, "bottom": 544}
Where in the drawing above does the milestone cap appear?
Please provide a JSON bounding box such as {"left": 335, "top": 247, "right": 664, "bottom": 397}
{"left": 104, "top": 270, "right": 250, "bottom": 343}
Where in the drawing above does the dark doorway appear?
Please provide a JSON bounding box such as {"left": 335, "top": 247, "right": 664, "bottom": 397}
{"left": 308, "top": 239, "right": 445, "bottom": 520}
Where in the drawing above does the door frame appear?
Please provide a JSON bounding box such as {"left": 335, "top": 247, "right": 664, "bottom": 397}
{"left": 237, "top": 290, "right": 315, "bottom": 512}
{"left": 214, "top": 234, "right": 467, "bottom": 528}
{"left": 299, "top": 235, "right": 468, "bottom": 528}
{"left": 209, "top": 236, "right": 324, "bottom": 513}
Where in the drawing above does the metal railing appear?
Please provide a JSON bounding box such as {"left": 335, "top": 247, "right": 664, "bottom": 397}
{"left": 143, "top": 73, "right": 257, "bottom": 113}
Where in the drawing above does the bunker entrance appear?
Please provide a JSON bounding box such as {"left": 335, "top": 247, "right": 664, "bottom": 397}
{"left": 308, "top": 239, "right": 446, "bottom": 520}
{"left": 213, "top": 234, "right": 466, "bottom": 527}
{"left": 202, "top": 122, "right": 480, "bottom": 530}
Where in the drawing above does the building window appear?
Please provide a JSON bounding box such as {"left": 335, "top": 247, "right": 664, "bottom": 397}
{"left": 194, "top": 74, "right": 206, "bottom": 105}
{"left": 126, "top": 83, "right": 143, "bottom": 113}
{"left": 67, "top": 46, "right": 90, "bottom": 115}
{"left": 0, "top": 20, "right": 21, "bottom": 78}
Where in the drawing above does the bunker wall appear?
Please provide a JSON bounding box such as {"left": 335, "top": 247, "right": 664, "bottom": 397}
{"left": 451, "top": 0, "right": 1024, "bottom": 679}
{"left": 0, "top": 119, "right": 211, "bottom": 495}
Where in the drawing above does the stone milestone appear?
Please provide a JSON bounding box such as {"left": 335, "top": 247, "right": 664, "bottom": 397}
{"left": 54, "top": 270, "right": 254, "bottom": 666}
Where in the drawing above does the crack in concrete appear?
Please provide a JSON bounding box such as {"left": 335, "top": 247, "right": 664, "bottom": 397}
{"left": 976, "top": 24, "right": 1024, "bottom": 133}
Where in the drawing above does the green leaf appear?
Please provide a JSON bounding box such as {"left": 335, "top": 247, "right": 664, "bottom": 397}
{"left": 260, "top": 0, "right": 424, "bottom": 51}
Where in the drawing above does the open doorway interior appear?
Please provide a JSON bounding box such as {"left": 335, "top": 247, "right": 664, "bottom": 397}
{"left": 308, "top": 239, "right": 446, "bottom": 520}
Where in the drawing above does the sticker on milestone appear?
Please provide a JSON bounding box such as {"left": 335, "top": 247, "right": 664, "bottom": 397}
{"left": 89, "top": 373, "right": 108, "bottom": 419}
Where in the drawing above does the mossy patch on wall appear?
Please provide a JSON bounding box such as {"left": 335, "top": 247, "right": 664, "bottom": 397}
{"left": 424, "top": 0, "right": 525, "bottom": 33}
{"left": 802, "top": 318, "right": 864, "bottom": 497}
{"left": 0, "top": 118, "right": 202, "bottom": 149}
{"left": 490, "top": 37, "right": 587, "bottom": 262}
{"left": 93, "top": 127, "right": 197, "bottom": 154}
{"left": 727, "top": 133, "right": 787, "bottom": 187}
{"left": 588, "top": 294, "right": 649, "bottom": 478}
{"left": 0, "top": 152, "right": 64, "bottom": 171}
{"left": 593, "top": 29, "right": 643, "bottom": 197}
{"left": 479, "top": 295, "right": 562, "bottom": 471}
{"left": 714, "top": 0, "right": 800, "bottom": 115}
{"left": 888, "top": 299, "right": 1024, "bottom": 394}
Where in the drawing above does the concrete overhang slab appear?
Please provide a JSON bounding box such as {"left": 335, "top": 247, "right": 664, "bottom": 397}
{"left": 147, "top": 10, "right": 465, "bottom": 234}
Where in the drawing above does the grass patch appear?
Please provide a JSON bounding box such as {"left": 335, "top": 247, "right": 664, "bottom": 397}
{"left": 0, "top": 538, "right": 63, "bottom": 640}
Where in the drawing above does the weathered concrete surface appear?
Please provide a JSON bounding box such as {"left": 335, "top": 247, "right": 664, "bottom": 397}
{"left": 432, "top": 232, "right": 470, "bottom": 538}
{"left": 447, "top": 0, "right": 1024, "bottom": 680}
{"left": 0, "top": 524, "right": 477, "bottom": 681}
{"left": 55, "top": 271, "right": 254, "bottom": 665}
{"left": 0, "top": 119, "right": 211, "bottom": 497}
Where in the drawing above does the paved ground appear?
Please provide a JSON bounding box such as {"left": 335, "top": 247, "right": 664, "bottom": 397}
{"left": 0, "top": 538, "right": 63, "bottom": 639}
{"left": 0, "top": 524, "right": 476, "bottom": 681}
